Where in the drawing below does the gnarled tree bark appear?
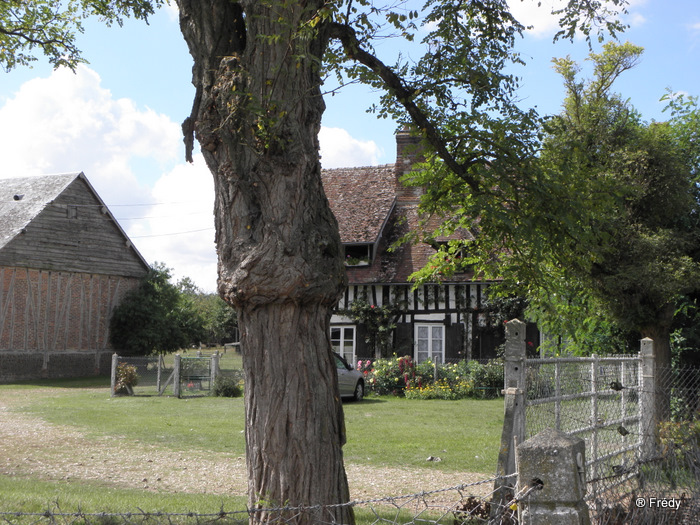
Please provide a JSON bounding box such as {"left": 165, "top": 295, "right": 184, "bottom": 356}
{"left": 175, "top": 1, "right": 353, "bottom": 523}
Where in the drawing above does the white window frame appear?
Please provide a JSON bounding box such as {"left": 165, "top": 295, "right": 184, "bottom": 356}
{"left": 331, "top": 325, "right": 356, "bottom": 366}
{"left": 414, "top": 324, "right": 445, "bottom": 364}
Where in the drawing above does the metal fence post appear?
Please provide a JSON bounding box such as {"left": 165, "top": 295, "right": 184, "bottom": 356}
{"left": 110, "top": 353, "right": 118, "bottom": 397}
{"left": 173, "top": 354, "right": 181, "bottom": 399}
{"left": 590, "top": 354, "right": 599, "bottom": 473}
{"left": 639, "top": 338, "right": 656, "bottom": 462}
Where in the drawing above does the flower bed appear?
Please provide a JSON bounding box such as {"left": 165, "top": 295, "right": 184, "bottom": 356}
{"left": 359, "top": 356, "right": 504, "bottom": 399}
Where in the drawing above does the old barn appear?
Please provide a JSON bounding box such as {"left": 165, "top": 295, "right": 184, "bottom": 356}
{"left": 0, "top": 173, "right": 149, "bottom": 381}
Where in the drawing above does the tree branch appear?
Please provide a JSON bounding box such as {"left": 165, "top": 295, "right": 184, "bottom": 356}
{"left": 327, "top": 21, "right": 481, "bottom": 192}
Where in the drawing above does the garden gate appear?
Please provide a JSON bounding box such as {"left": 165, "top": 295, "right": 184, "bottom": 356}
{"left": 110, "top": 353, "right": 220, "bottom": 398}
{"left": 495, "top": 319, "right": 700, "bottom": 523}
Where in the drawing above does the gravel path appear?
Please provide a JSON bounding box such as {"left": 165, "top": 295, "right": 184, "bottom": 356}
{"left": 0, "top": 390, "right": 492, "bottom": 503}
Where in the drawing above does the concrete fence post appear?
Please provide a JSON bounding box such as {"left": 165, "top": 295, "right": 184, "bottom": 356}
{"left": 492, "top": 319, "right": 527, "bottom": 518}
{"left": 110, "top": 353, "right": 118, "bottom": 397}
{"left": 516, "top": 428, "right": 591, "bottom": 525}
{"left": 504, "top": 319, "right": 527, "bottom": 390}
{"left": 492, "top": 387, "right": 525, "bottom": 518}
{"left": 173, "top": 354, "right": 181, "bottom": 399}
{"left": 211, "top": 352, "right": 220, "bottom": 385}
{"left": 639, "top": 338, "right": 657, "bottom": 462}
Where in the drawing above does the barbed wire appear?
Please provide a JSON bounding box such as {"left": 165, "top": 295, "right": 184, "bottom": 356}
{"left": 0, "top": 474, "right": 519, "bottom": 525}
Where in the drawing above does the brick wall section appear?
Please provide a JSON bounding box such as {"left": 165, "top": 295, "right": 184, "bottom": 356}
{"left": 0, "top": 266, "right": 139, "bottom": 381}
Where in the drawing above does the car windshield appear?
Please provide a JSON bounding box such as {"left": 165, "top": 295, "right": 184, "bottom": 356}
{"left": 334, "top": 354, "right": 349, "bottom": 370}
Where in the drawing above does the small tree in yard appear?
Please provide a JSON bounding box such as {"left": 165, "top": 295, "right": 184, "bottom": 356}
{"left": 3, "top": 1, "right": 630, "bottom": 522}
{"left": 109, "top": 263, "right": 206, "bottom": 355}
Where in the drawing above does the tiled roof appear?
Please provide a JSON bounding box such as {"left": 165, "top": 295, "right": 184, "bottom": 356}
{"left": 321, "top": 163, "right": 475, "bottom": 284}
{"left": 321, "top": 164, "right": 396, "bottom": 244}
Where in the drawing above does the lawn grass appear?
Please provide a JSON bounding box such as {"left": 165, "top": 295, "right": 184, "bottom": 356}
{"left": 11, "top": 381, "right": 502, "bottom": 474}
{"left": 0, "top": 475, "right": 246, "bottom": 515}
{"left": 1, "top": 378, "right": 503, "bottom": 519}
{"left": 0, "top": 476, "right": 443, "bottom": 525}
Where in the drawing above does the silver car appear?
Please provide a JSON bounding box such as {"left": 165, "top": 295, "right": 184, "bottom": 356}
{"left": 334, "top": 353, "right": 364, "bottom": 401}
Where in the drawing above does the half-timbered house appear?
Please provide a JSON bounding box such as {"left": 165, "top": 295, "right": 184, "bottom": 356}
{"left": 0, "top": 172, "right": 149, "bottom": 381}
{"left": 323, "top": 131, "right": 515, "bottom": 366}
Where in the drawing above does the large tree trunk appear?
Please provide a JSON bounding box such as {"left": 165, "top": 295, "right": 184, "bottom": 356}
{"left": 175, "top": 2, "right": 353, "bottom": 523}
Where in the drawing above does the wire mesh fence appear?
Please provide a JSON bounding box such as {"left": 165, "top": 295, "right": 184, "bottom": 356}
{"left": 178, "top": 356, "right": 214, "bottom": 395}
{"left": 110, "top": 352, "right": 244, "bottom": 398}
{"left": 111, "top": 355, "right": 174, "bottom": 396}
{"left": 522, "top": 354, "right": 700, "bottom": 524}
{"left": 524, "top": 356, "right": 643, "bottom": 506}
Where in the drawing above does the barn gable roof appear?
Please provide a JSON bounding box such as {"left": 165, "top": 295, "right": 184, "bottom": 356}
{"left": 0, "top": 172, "right": 149, "bottom": 278}
{"left": 0, "top": 173, "right": 77, "bottom": 250}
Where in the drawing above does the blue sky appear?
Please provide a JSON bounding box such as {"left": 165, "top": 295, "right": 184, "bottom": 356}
{"left": 1, "top": 0, "right": 698, "bottom": 292}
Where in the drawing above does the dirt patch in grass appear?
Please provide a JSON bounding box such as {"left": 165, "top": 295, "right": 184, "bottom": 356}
{"left": 0, "top": 389, "right": 493, "bottom": 503}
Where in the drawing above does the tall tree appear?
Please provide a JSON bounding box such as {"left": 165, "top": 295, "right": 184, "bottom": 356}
{"left": 539, "top": 44, "right": 700, "bottom": 418}
{"left": 3, "top": 0, "right": 630, "bottom": 522}
{"left": 412, "top": 42, "right": 700, "bottom": 417}
{"left": 110, "top": 263, "right": 206, "bottom": 355}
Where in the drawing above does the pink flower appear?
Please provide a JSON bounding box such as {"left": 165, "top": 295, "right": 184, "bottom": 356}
{"left": 370, "top": 305, "right": 375, "bottom": 309}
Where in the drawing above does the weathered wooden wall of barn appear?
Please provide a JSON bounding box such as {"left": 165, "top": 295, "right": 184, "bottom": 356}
{"left": 0, "top": 176, "right": 147, "bottom": 278}
{"left": 0, "top": 266, "right": 139, "bottom": 382}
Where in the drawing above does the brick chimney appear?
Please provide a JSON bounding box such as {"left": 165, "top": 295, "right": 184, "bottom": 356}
{"left": 395, "top": 127, "right": 424, "bottom": 202}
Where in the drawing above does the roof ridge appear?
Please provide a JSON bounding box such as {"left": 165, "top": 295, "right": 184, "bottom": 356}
{"left": 322, "top": 163, "right": 396, "bottom": 171}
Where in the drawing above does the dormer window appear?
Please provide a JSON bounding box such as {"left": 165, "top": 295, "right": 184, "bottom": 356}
{"left": 344, "top": 244, "right": 372, "bottom": 266}
{"left": 432, "top": 241, "right": 473, "bottom": 274}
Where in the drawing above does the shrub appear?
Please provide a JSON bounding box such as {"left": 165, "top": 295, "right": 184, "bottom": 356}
{"left": 367, "top": 355, "right": 415, "bottom": 396}
{"left": 405, "top": 378, "right": 475, "bottom": 400}
{"left": 212, "top": 374, "right": 243, "bottom": 397}
{"left": 114, "top": 362, "right": 138, "bottom": 395}
{"left": 467, "top": 359, "right": 504, "bottom": 399}
{"left": 659, "top": 419, "right": 700, "bottom": 459}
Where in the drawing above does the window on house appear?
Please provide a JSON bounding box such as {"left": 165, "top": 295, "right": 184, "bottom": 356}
{"left": 433, "top": 241, "right": 473, "bottom": 273}
{"left": 66, "top": 205, "right": 78, "bottom": 219}
{"left": 415, "top": 324, "right": 445, "bottom": 364}
{"left": 331, "top": 326, "right": 356, "bottom": 366}
{"left": 343, "top": 244, "right": 372, "bottom": 266}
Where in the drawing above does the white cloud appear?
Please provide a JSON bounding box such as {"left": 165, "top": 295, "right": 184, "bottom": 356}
{"left": 319, "top": 126, "right": 383, "bottom": 168}
{"left": 132, "top": 154, "right": 218, "bottom": 293}
{"left": 0, "top": 65, "right": 179, "bottom": 203}
{"left": 0, "top": 65, "right": 218, "bottom": 291}
{"left": 163, "top": 1, "right": 180, "bottom": 21}
{"left": 508, "top": 0, "right": 641, "bottom": 39}
{"left": 0, "top": 65, "right": 386, "bottom": 293}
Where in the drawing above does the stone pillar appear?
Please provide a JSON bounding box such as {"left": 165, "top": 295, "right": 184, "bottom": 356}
{"left": 516, "top": 428, "right": 591, "bottom": 525}
{"left": 492, "top": 319, "right": 528, "bottom": 518}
